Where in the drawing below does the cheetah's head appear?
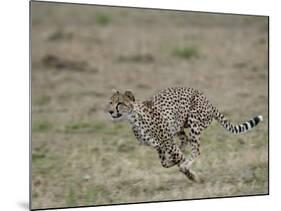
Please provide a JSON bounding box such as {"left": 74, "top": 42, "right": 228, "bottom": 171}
{"left": 107, "top": 89, "right": 135, "bottom": 120}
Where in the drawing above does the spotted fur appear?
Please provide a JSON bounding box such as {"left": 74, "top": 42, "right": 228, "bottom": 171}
{"left": 107, "top": 87, "right": 263, "bottom": 182}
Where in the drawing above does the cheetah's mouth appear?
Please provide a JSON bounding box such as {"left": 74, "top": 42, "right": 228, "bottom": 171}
{"left": 111, "top": 113, "right": 122, "bottom": 119}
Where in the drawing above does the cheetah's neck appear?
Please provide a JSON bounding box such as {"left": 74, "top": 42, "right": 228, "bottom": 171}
{"left": 127, "top": 102, "right": 151, "bottom": 126}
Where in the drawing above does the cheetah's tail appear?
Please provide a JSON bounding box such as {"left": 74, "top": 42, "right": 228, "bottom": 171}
{"left": 213, "top": 108, "right": 263, "bottom": 134}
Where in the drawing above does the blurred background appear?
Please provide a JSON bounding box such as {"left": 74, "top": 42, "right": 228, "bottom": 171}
{"left": 31, "top": 1, "right": 268, "bottom": 209}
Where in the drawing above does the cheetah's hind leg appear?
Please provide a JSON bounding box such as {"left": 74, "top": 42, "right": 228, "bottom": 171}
{"left": 178, "top": 157, "right": 204, "bottom": 183}
{"left": 184, "top": 169, "right": 204, "bottom": 183}
{"left": 178, "top": 123, "right": 204, "bottom": 183}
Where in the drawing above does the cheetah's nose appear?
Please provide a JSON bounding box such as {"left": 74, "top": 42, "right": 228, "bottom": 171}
{"left": 109, "top": 111, "right": 114, "bottom": 115}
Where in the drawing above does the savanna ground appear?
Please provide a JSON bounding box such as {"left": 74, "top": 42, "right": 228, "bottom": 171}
{"left": 31, "top": 2, "right": 268, "bottom": 210}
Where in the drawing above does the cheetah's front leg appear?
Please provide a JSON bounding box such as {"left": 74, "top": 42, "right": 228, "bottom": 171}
{"left": 157, "top": 142, "right": 184, "bottom": 168}
{"left": 177, "top": 130, "right": 190, "bottom": 153}
{"left": 156, "top": 141, "right": 202, "bottom": 182}
{"left": 177, "top": 126, "right": 203, "bottom": 182}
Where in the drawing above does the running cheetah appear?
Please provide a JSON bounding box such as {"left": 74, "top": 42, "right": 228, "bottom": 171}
{"left": 107, "top": 87, "right": 263, "bottom": 182}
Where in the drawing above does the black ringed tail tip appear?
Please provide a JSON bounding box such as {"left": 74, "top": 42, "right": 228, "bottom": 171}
{"left": 233, "top": 115, "right": 263, "bottom": 134}
{"left": 214, "top": 109, "right": 263, "bottom": 134}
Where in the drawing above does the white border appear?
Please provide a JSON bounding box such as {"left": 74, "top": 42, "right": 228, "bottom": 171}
{"left": 1, "top": 0, "right": 279, "bottom": 210}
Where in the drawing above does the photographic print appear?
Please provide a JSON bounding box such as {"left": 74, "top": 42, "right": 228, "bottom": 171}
{"left": 31, "top": 1, "right": 269, "bottom": 210}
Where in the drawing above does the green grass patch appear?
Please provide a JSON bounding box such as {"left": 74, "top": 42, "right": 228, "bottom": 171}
{"left": 32, "top": 152, "right": 46, "bottom": 161}
{"left": 65, "top": 122, "right": 92, "bottom": 132}
{"left": 48, "top": 30, "right": 73, "bottom": 41}
{"left": 82, "top": 184, "right": 112, "bottom": 205}
{"left": 173, "top": 45, "right": 199, "bottom": 59}
{"left": 32, "top": 154, "right": 58, "bottom": 174}
{"left": 117, "top": 54, "right": 154, "bottom": 63}
{"left": 32, "top": 121, "right": 53, "bottom": 132}
{"left": 93, "top": 122, "right": 106, "bottom": 131}
{"left": 116, "top": 140, "right": 136, "bottom": 153}
{"left": 96, "top": 13, "right": 111, "bottom": 26}
{"left": 63, "top": 121, "right": 127, "bottom": 135}
{"left": 32, "top": 152, "right": 58, "bottom": 175}
{"left": 34, "top": 95, "right": 51, "bottom": 106}
{"left": 66, "top": 186, "right": 77, "bottom": 207}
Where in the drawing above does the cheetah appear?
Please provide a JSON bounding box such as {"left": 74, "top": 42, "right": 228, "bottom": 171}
{"left": 107, "top": 87, "right": 263, "bottom": 182}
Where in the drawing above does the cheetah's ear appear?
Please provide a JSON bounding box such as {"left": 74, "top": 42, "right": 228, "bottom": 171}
{"left": 124, "top": 90, "right": 135, "bottom": 102}
{"left": 112, "top": 89, "right": 119, "bottom": 94}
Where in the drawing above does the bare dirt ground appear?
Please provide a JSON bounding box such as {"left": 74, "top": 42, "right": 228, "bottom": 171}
{"left": 31, "top": 2, "right": 268, "bottom": 209}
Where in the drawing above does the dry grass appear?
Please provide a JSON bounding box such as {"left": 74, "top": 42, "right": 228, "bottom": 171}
{"left": 31, "top": 2, "right": 268, "bottom": 209}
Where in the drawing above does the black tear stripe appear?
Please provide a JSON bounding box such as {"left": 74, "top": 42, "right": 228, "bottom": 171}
{"left": 249, "top": 119, "right": 255, "bottom": 127}
{"left": 243, "top": 123, "right": 249, "bottom": 130}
